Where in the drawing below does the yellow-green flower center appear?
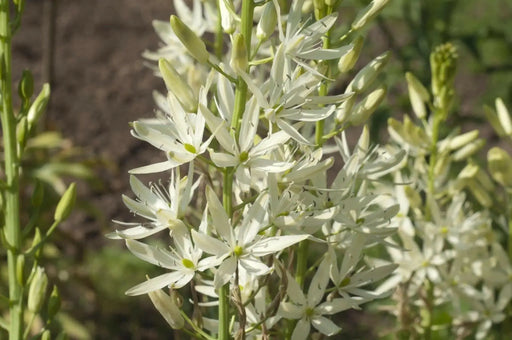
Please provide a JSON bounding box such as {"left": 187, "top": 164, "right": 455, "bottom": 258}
{"left": 234, "top": 245, "right": 244, "bottom": 257}
{"left": 356, "top": 217, "right": 365, "bottom": 224}
{"left": 339, "top": 277, "right": 351, "bottom": 287}
{"left": 182, "top": 258, "right": 195, "bottom": 269}
{"left": 305, "top": 307, "right": 315, "bottom": 318}
{"left": 239, "top": 151, "right": 249, "bottom": 163}
{"left": 184, "top": 143, "right": 197, "bottom": 154}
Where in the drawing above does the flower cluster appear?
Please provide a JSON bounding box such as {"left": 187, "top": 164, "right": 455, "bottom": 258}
{"left": 111, "top": 0, "right": 402, "bottom": 338}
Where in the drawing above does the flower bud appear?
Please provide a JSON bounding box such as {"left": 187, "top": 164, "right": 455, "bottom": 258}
{"left": 148, "top": 289, "right": 184, "bottom": 329}
{"left": 495, "top": 98, "right": 512, "bottom": 136}
{"left": 18, "top": 69, "right": 33, "bottom": 101}
{"left": 488, "top": 147, "right": 512, "bottom": 188}
{"left": 230, "top": 33, "right": 248, "bottom": 73}
{"left": 467, "top": 180, "right": 492, "bottom": 207}
{"left": 54, "top": 182, "right": 76, "bottom": 222}
{"left": 448, "top": 130, "right": 479, "bottom": 151}
{"left": 16, "top": 254, "right": 26, "bottom": 286}
{"left": 348, "top": 51, "right": 389, "bottom": 93}
{"left": 349, "top": 86, "right": 386, "bottom": 126}
{"left": 27, "top": 83, "right": 50, "bottom": 130}
{"left": 31, "top": 180, "right": 45, "bottom": 208}
{"left": 352, "top": 0, "right": 390, "bottom": 31}
{"left": 430, "top": 43, "right": 457, "bottom": 111}
{"left": 219, "top": 0, "right": 236, "bottom": 34}
{"left": 337, "top": 35, "right": 364, "bottom": 73}
{"left": 47, "top": 285, "right": 61, "bottom": 321}
{"left": 16, "top": 116, "right": 28, "bottom": 150}
{"left": 257, "top": 2, "right": 277, "bottom": 41}
{"left": 452, "top": 139, "right": 484, "bottom": 161}
{"left": 484, "top": 104, "right": 506, "bottom": 137}
{"left": 314, "top": 0, "right": 326, "bottom": 20}
{"left": 405, "top": 72, "right": 429, "bottom": 119}
{"left": 170, "top": 15, "right": 209, "bottom": 64}
{"left": 158, "top": 58, "right": 196, "bottom": 112}
{"left": 41, "top": 330, "right": 51, "bottom": 340}
{"left": 32, "top": 228, "right": 42, "bottom": 258}
{"left": 28, "top": 267, "right": 48, "bottom": 313}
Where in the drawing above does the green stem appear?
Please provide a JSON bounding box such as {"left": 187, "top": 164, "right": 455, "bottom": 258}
{"left": 0, "top": 0, "right": 23, "bottom": 338}
{"left": 218, "top": 4, "right": 255, "bottom": 339}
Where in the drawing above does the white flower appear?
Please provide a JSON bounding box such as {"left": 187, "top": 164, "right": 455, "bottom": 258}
{"left": 278, "top": 256, "right": 357, "bottom": 339}
{"left": 191, "top": 187, "right": 308, "bottom": 289}
{"left": 110, "top": 166, "right": 198, "bottom": 240}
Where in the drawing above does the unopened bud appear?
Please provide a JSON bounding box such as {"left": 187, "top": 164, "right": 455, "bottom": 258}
{"left": 348, "top": 51, "right": 389, "bottom": 93}
{"left": 47, "top": 285, "right": 61, "bottom": 321}
{"left": 230, "top": 33, "right": 248, "bottom": 72}
{"left": 16, "top": 254, "right": 26, "bottom": 286}
{"left": 405, "top": 72, "right": 429, "bottom": 119}
{"left": 18, "top": 69, "right": 33, "bottom": 101}
{"left": 452, "top": 139, "right": 484, "bottom": 161}
{"left": 148, "top": 289, "right": 184, "bottom": 329}
{"left": 488, "top": 147, "right": 512, "bottom": 188}
{"left": 27, "top": 84, "right": 50, "bottom": 129}
{"left": 449, "top": 130, "right": 479, "bottom": 151}
{"left": 404, "top": 186, "right": 422, "bottom": 209}
{"left": 28, "top": 267, "right": 48, "bottom": 312}
{"left": 16, "top": 116, "right": 28, "bottom": 150}
{"left": 495, "top": 98, "right": 512, "bottom": 136}
{"left": 54, "top": 183, "right": 76, "bottom": 222}
{"left": 158, "top": 59, "right": 196, "bottom": 112}
{"left": 349, "top": 86, "right": 386, "bottom": 125}
{"left": 41, "top": 330, "right": 51, "bottom": 340}
{"left": 314, "top": 0, "right": 326, "bottom": 19}
{"left": 32, "top": 228, "right": 42, "bottom": 258}
{"left": 170, "top": 15, "right": 209, "bottom": 64}
{"left": 338, "top": 35, "right": 364, "bottom": 73}
{"left": 467, "top": 180, "right": 492, "bottom": 207}
{"left": 430, "top": 43, "right": 457, "bottom": 109}
{"left": 257, "top": 2, "right": 277, "bottom": 41}
{"left": 219, "top": 0, "right": 236, "bottom": 34}
{"left": 352, "top": 0, "right": 390, "bottom": 31}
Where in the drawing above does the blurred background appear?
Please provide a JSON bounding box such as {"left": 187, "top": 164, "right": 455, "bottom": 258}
{"left": 8, "top": 0, "right": 511, "bottom": 338}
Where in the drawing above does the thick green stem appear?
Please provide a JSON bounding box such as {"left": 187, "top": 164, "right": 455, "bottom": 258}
{"left": 0, "top": 0, "right": 23, "bottom": 338}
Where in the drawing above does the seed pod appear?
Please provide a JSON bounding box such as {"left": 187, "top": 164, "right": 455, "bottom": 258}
{"left": 256, "top": 2, "right": 277, "bottom": 42}
{"left": 338, "top": 35, "right": 364, "bottom": 73}
{"left": 230, "top": 33, "right": 248, "bottom": 73}
{"left": 28, "top": 267, "right": 48, "bottom": 313}
{"left": 54, "top": 183, "right": 76, "bottom": 222}
{"left": 158, "top": 59, "right": 197, "bottom": 112}
{"left": 170, "top": 15, "right": 209, "bottom": 64}
{"left": 347, "top": 51, "right": 389, "bottom": 93}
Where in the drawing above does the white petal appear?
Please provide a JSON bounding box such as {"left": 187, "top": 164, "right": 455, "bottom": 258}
{"left": 250, "top": 235, "right": 308, "bottom": 256}
{"left": 191, "top": 229, "right": 231, "bottom": 256}
{"left": 278, "top": 302, "right": 303, "bottom": 320}
{"left": 129, "top": 160, "right": 177, "bottom": 174}
{"left": 210, "top": 151, "right": 238, "bottom": 167}
{"left": 114, "top": 224, "right": 168, "bottom": 240}
{"left": 291, "top": 318, "right": 311, "bottom": 340}
{"left": 239, "top": 257, "right": 271, "bottom": 276}
{"left": 126, "top": 239, "right": 177, "bottom": 268}
{"left": 214, "top": 256, "right": 237, "bottom": 289}
{"left": 316, "top": 298, "right": 354, "bottom": 315}
{"left": 277, "top": 119, "right": 312, "bottom": 145}
{"left": 206, "top": 186, "right": 233, "bottom": 242}
{"left": 311, "top": 316, "right": 341, "bottom": 336}
{"left": 286, "top": 272, "right": 307, "bottom": 305}
{"left": 307, "top": 255, "right": 330, "bottom": 307}
{"left": 148, "top": 289, "right": 184, "bottom": 329}
{"left": 126, "top": 272, "right": 184, "bottom": 296}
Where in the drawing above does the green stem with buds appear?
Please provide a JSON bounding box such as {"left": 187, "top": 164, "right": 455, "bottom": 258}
{"left": 0, "top": 0, "right": 23, "bottom": 338}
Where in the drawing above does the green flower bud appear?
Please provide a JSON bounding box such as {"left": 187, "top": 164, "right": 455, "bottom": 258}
{"left": 170, "top": 15, "right": 209, "bottom": 64}
{"left": 257, "top": 2, "right": 277, "bottom": 42}
{"left": 430, "top": 43, "right": 457, "bottom": 110}
{"left": 18, "top": 69, "right": 33, "bottom": 101}
{"left": 28, "top": 267, "right": 48, "bottom": 313}
{"left": 484, "top": 104, "right": 506, "bottom": 137}
{"left": 352, "top": 0, "right": 390, "bottom": 31}
{"left": 405, "top": 72, "right": 430, "bottom": 119}
{"left": 448, "top": 130, "right": 479, "bottom": 151}
{"left": 54, "top": 183, "right": 76, "bottom": 222}
{"left": 348, "top": 51, "right": 389, "bottom": 93}
{"left": 452, "top": 139, "right": 484, "bottom": 161}
{"left": 32, "top": 228, "right": 43, "bottom": 258}
{"left": 495, "top": 98, "right": 512, "bottom": 136}
{"left": 16, "top": 254, "right": 26, "bottom": 286}
{"left": 467, "top": 180, "right": 492, "bottom": 207}
{"left": 27, "top": 83, "right": 50, "bottom": 130}
{"left": 47, "top": 285, "right": 61, "bottom": 321}
{"left": 404, "top": 186, "right": 422, "bottom": 209}
{"left": 158, "top": 59, "right": 197, "bottom": 112}
{"left": 41, "top": 330, "right": 51, "bottom": 340}
{"left": 488, "top": 147, "right": 512, "bottom": 188}
{"left": 148, "top": 289, "right": 184, "bottom": 329}
{"left": 314, "top": 0, "right": 326, "bottom": 20}
{"left": 16, "top": 116, "right": 28, "bottom": 150}
{"left": 230, "top": 33, "right": 248, "bottom": 73}
{"left": 337, "top": 35, "right": 364, "bottom": 73}
{"left": 349, "top": 86, "right": 386, "bottom": 125}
